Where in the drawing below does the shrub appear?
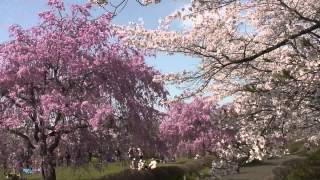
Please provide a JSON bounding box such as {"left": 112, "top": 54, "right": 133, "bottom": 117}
{"left": 96, "top": 167, "right": 184, "bottom": 180}
{"left": 96, "top": 157, "right": 213, "bottom": 180}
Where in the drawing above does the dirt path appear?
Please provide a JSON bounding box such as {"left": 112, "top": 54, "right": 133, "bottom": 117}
{"left": 222, "top": 155, "right": 304, "bottom": 180}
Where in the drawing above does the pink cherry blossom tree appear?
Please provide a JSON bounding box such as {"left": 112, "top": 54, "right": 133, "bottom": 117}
{"left": 159, "top": 97, "right": 236, "bottom": 157}
{"left": 0, "top": 1, "right": 167, "bottom": 179}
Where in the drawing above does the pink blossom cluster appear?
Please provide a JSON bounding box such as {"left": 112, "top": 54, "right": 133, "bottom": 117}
{"left": 159, "top": 97, "right": 235, "bottom": 156}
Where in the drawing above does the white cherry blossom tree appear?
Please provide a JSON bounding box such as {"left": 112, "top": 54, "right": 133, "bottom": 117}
{"left": 113, "top": 0, "right": 320, "bottom": 159}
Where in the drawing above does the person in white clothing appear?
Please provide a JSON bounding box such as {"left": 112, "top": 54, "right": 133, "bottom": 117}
{"left": 137, "top": 147, "right": 144, "bottom": 160}
{"left": 194, "top": 154, "right": 200, "bottom": 160}
{"left": 138, "top": 159, "right": 146, "bottom": 171}
{"left": 130, "top": 158, "right": 137, "bottom": 169}
{"left": 148, "top": 158, "right": 157, "bottom": 169}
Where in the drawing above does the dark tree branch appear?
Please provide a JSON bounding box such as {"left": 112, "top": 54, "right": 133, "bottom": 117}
{"left": 48, "top": 133, "right": 61, "bottom": 153}
{"left": 277, "top": 0, "right": 320, "bottom": 24}
{"left": 8, "top": 129, "right": 35, "bottom": 149}
{"left": 226, "top": 23, "right": 320, "bottom": 65}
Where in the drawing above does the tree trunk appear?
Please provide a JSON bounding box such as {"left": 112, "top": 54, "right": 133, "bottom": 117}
{"left": 41, "top": 153, "right": 56, "bottom": 180}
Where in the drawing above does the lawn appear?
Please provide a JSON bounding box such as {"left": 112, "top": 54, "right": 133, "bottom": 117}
{"left": 0, "top": 157, "right": 212, "bottom": 180}
{"left": 1, "top": 161, "right": 127, "bottom": 180}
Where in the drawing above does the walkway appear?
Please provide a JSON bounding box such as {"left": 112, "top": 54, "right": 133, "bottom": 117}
{"left": 222, "top": 155, "right": 304, "bottom": 180}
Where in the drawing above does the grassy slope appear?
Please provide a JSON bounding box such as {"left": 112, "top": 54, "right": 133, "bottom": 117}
{"left": 285, "top": 149, "right": 320, "bottom": 180}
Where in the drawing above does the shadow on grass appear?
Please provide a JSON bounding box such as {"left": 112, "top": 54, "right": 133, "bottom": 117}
{"left": 95, "top": 156, "right": 214, "bottom": 180}
{"left": 244, "top": 159, "right": 275, "bottom": 167}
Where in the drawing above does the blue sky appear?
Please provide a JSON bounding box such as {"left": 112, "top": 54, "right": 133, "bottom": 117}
{"left": 0, "top": 0, "right": 199, "bottom": 97}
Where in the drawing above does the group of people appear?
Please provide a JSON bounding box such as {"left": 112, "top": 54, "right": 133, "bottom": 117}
{"left": 127, "top": 146, "right": 157, "bottom": 170}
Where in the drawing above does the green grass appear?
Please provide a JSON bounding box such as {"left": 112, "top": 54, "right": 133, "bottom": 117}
{"left": 284, "top": 149, "right": 320, "bottom": 180}
{"left": 287, "top": 140, "right": 306, "bottom": 154}
{"left": 1, "top": 161, "right": 127, "bottom": 180}
{"left": 1, "top": 157, "right": 214, "bottom": 180}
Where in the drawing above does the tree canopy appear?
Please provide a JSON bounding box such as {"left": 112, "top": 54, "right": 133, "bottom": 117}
{"left": 116, "top": 0, "right": 320, "bottom": 159}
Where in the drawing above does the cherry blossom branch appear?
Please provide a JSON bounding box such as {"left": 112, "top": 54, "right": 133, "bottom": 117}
{"left": 225, "top": 23, "right": 320, "bottom": 65}
{"left": 277, "top": 0, "right": 320, "bottom": 24}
